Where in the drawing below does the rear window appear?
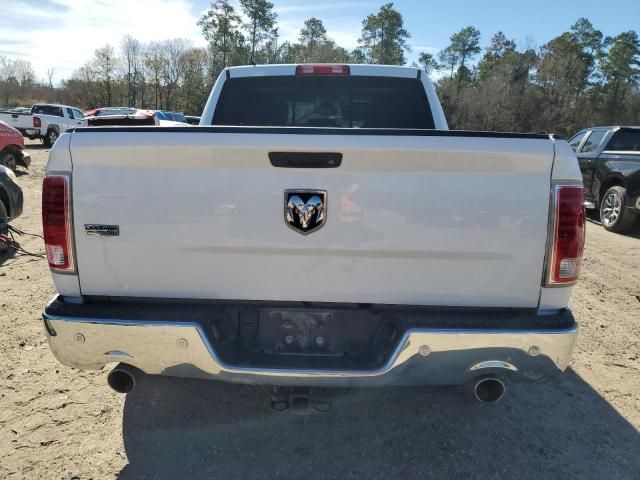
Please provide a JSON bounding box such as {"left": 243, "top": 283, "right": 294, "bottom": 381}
{"left": 212, "top": 75, "right": 435, "bottom": 129}
{"left": 605, "top": 130, "right": 640, "bottom": 152}
{"left": 31, "top": 105, "right": 63, "bottom": 117}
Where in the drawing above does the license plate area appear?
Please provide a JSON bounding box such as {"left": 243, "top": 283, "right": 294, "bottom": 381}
{"left": 259, "top": 309, "right": 365, "bottom": 357}
{"left": 209, "top": 305, "right": 401, "bottom": 370}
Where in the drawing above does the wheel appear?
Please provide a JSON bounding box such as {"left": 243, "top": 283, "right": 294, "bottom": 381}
{"left": 0, "top": 200, "right": 8, "bottom": 253}
{"left": 600, "top": 186, "right": 637, "bottom": 233}
{"left": 0, "top": 150, "right": 17, "bottom": 171}
{"left": 43, "top": 128, "right": 58, "bottom": 148}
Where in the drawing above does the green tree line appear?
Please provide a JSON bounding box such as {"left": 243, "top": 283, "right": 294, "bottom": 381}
{"left": 1, "top": 1, "right": 638, "bottom": 135}
{"left": 430, "top": 19, "right": 640, "bottom": 133}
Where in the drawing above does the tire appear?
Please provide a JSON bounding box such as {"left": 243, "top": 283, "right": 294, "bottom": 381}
{"left": 0, "top": 149, "right": 17, "bottom": 172}
{"left": 0, "top": 200, "right": 8, "bottom": 254}
{"left": 43, "top": 128, "right": 58, "bottom": 148}
{"left": 600, "top": 186, "right": 637, "bottom": 233}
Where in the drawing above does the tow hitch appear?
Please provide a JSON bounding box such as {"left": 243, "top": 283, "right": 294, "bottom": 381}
{"left": 270, "top": 386, "right": 335, "bottom": 414}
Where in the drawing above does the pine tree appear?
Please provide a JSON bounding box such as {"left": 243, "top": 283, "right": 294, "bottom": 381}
{"left": 239, "top": 0, "right": 277, "bottom": 63}
{"left": 358, "top": 3, "right": 410, "bottom": 65}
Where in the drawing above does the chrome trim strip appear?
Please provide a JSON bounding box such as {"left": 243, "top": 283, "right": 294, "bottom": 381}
{"left": 601, "top": 150, "right": 640, "bottom": 155}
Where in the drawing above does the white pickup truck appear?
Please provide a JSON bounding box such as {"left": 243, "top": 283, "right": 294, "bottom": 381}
{"left": 42, "top": 64, "right": 585, "bottom": 402}
{"left": 0, "top": 104, "right": 86, "bottom": 146}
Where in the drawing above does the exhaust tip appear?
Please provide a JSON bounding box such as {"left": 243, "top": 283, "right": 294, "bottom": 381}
{"left": 473, "top": 377, "right": 505, "bottom": 403}
{"left": 107, "top": 366, "right": 136, "bottom": 394}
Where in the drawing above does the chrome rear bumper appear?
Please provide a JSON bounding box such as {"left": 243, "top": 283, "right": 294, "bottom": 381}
{"left": 43, "top": 298, "right": 578, "bottom": 387}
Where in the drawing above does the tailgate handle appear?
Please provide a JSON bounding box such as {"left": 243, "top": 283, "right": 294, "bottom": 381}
{"left": 269, "top": 152, "right": 342, "bottom": 168}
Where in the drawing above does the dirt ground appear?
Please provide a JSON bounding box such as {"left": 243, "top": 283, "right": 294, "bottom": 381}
{"left": 1, "top": 140, "right": 638, "bottom": 479}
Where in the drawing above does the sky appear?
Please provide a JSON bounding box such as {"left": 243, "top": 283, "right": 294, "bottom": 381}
{"left": 1, "top": 0, "right": 639, "bottom": 84}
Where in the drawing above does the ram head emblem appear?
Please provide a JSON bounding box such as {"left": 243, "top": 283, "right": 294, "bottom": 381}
{"left": 285, "top": 190, "right": 327, "bottom": 235}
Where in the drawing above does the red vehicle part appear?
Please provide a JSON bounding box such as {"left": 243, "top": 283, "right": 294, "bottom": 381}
{"left": 83, "top": 108, "right": 157, "bottom": 127}
{"left": 0, "top": 120, "right": 28, "bottom": 171}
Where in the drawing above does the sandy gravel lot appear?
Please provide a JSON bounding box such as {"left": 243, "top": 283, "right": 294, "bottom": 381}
{"left": 1, "top": 141, "right": 638, "bottom": 479}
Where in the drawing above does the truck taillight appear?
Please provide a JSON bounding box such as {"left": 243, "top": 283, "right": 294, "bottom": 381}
{"left": 296, "top": 64, "right": 350, "bottom": 75}
{"left": 547, "top": 185, "right": 585, "bottom": 285}
{"left": 42, "top": 175, "right": 74, "bottom": 272}
{"left": 33, "top": 116, "right": 41, "bottom": 128}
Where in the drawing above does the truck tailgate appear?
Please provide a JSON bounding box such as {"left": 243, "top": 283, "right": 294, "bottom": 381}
{"left": 69, "top": 129, "right": 554, "bottom": 307}
{"left": 0, "top": 111, "right": 33, "bottom": 130}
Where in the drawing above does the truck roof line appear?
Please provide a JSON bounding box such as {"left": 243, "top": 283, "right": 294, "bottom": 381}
{"left": 227, "top": 63, "right": 422, "bottom": 79}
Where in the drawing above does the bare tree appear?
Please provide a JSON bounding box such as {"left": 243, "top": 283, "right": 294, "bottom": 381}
{"left": 144, "top": 42, "right": 167, "bottom": 109}
{"left": 136, "top": 46, "right": 147, "bottom": 108}
{"left": 121, "top": 35, "right": 142, "bottom": 107}
{"left": 46, "top": 68, "right": 55, "bottom": 89}
{"left": 13, "top": 59, "right": 35, "bottom": 98}
{"left": 0, "top": 56, "right": 17, "bottom": 105}
{"left": 162, "top": 39, "right": 190, "bottom": 110}
{"left": 93, "top": 44, "right": 116, "bottom": 106}
{"left": 13, "top": 59, "right": 35, "bottom": 85}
